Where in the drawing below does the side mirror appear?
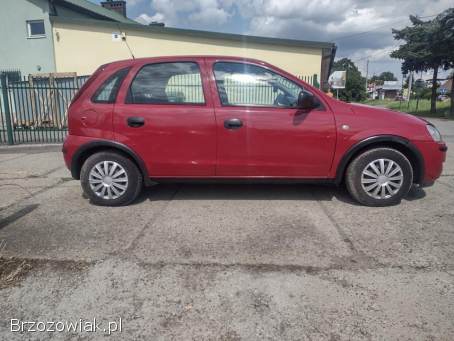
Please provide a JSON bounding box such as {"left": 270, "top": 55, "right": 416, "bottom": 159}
{"left": 297, "top": 91, "right": 318, "bottom": 110}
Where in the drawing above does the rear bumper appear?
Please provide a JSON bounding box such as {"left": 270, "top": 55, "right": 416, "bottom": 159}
{"left": 62, "top": 135, "right": 99, "bottom": 179}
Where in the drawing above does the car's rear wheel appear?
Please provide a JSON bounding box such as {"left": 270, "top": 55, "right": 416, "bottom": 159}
{"left": 80, "top": 151, "right": 142, "bottom": 206}
{"left": 345, "top": 148, "right": 413, "bottom": 206}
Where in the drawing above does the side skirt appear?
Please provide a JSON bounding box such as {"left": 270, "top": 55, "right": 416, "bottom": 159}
{"left": 149, "top": 177, "right": 337, "bottom": 185}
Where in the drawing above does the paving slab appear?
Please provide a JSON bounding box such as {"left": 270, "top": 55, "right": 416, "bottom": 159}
{"left": 0, "top": 152, "right": 64, "bottom": 179}
{"left": 0, "top": 185, "right": 178, "bottom": 261}
{"left": 131, "top": 184, "right": 352, "bottom": 268}
{"left": 316, "top": 182, "right": 454, "bottom": 268}
{"left": 0, "top": 177, "right": 65, "bottom": 210}
{"left": 0, "top": 259, "right": 452, "bottom": 340}
{"left": 0, "top": 154, "right": 26, "bottom": 163}
{"left": 0, "top": 118, "right": 453, "bottom": 340}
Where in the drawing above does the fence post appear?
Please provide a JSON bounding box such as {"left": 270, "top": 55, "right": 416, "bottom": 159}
{"left": 312, "top": 74, "right": 320, "bottom": 88}
{"left": 0, "top": 74, "right": 14, "bottom": 145}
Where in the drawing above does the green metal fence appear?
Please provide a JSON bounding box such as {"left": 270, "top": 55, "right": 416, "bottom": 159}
{"left": 0, "top": 71, "right": 319, "bottom": 145}
{"left": 298, "top": 74, "right": 319, "bottom": 88}
{"left": 0, "top": 72, "right": 89, "bottom": 144}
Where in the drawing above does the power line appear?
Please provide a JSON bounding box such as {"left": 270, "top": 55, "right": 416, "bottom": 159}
{"left": 332, "top": 14, "right": 437, "bottom": 41}
{"left": 349, "top": 46, "right": 397, "bottom": 63}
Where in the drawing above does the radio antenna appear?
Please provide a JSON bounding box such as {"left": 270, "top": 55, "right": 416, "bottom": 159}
{"left": 117, "top": 23, "right": 135, "bottom": 59}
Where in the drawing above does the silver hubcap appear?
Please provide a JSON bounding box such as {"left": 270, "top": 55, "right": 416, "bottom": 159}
{"left": 89, "top": 161, "right": 128, "bottom": 200}
{"left": 361, "top": 158, "right": 403, "bottom": 199}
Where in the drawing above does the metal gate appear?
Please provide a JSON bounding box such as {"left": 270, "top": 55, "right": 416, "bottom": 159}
{"left": 0, "top": 71, "right": 88, "bottom": 145}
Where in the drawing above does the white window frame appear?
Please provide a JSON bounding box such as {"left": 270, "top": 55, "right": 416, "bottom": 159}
{"left": 26, "top": 20, "right": 46, "bottom": 39}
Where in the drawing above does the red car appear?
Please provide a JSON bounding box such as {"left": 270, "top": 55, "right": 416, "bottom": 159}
{"left": 63, "top": 56, "right": 447, "bottom": 206}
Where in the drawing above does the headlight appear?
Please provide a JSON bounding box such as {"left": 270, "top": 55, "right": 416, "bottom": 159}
{"left": 426, "top": 124, "right": 442, "bottom": 142}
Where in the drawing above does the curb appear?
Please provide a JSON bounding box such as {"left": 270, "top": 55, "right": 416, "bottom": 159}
{"left": 0, "top": 144, "right": 62, "bottom": 153}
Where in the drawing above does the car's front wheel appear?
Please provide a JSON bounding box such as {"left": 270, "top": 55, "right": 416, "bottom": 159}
{"left": 80, "top": 151, "right": 143, "bottom": 206}
{"left": 345, "top": 147, "right": 413, "bottom": 206}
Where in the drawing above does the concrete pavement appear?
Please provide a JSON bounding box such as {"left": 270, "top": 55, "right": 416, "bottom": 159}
{"left": 0, "top": 119, "right": 453, "bottom": 340}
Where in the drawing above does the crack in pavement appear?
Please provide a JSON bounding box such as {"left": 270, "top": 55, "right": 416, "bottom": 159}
{"left": 0, "top": 177, "right": 71, "bottom": 213}
{"left": 314, "top": 194, "right": 357, "bottom": 254}
{"left": 0, "top": 183, "right": 35, "bottom": 196}
{"left": 438, "top": 179, "right": 454, "bottom": 189}
{"left": 120, "top": 185, "right": 181, "bottom": 253}
{"left": 0, "top": 165, "right": 65, "bottom": 180}
{"left": 30, "top": 165, "right": 65, "bottom": 178}
{"left": 2, "top": 255, "right": 453, "bottom": 277}
{"left": 0, "top": 155, "right": 26, "bottom": 164}
{"left": 0, "top": 204, "right": 39, "bottom": 230}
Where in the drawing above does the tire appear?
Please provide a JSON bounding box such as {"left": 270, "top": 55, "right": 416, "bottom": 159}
{"left": 80, "top": 151, "right": 143, "bottom": 206}
{"left": 345, "top": 148, "right": 413, "bottom": 207}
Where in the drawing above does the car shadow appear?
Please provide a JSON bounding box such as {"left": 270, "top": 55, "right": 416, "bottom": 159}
{"left": 130, "top": 182, "right": 427, "bottom": 206}
{"left": 404, "top": 185, "right": 427, "bottom": 201}
{"left": 131, "top": 182, "right": 362, "bottom": 206}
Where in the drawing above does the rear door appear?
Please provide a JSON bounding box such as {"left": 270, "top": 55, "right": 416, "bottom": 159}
{"left": 207, "top": 59, "right": 336, "bottom": 177}
{"left": 114, "top": 59, "right": 216, "bottom": 177}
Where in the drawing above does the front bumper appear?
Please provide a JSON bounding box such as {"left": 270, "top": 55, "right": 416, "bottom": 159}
{"left": 414, "top": 140, "right": 447, "bottom": 185}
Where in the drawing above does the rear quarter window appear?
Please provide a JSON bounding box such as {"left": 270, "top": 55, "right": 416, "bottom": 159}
{"left": 92, "top": 67, "right": 130, "bottom": 104}
{"left": 70, "top": 64, "right": 108, "bottom": 104}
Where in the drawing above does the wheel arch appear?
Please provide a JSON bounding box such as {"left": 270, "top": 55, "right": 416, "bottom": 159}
{"left": 71, "top": 140, "right": 152, "bottom": 185}
{"left": 335, "top": 135, "right": 424, "bottom": 185}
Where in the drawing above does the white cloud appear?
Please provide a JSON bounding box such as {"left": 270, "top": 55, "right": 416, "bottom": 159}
{"left": 136, "top": 0, "right": 232, "bottom": 27}
{"left": 135, "top": 12, "right": 165, "bottom": 24}
{"left": 127, "top": 0, "right": 145, "bottom": 6}
{"left": 188, "top": 7, "right": 231, "bottom": 25}
{"left": 127, "top": 0, "right": 453, "bottom": 78}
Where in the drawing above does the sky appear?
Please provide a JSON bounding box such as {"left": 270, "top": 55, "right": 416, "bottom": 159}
{"left": 91, "top": 0, "right": 453, "bottom": 81}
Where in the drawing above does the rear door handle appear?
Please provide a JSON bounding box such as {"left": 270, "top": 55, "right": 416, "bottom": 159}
{"left": 224, "top": 118, "right": 243, "bottom": 130}
{"left": 127, "top": 116, "right": 145, "bottom": 128}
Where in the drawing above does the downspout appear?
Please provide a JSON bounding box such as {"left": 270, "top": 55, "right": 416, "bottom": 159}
{"left": 49, "top": 0, "right": 58, "bottom": 16}
{"left": 321, "top": 44, "right": 336, "bottom": 91}
{"left": 48, "top": 0, "right": 58, "bottom": 73}
{"left": 328, "top": 45, "right": 337, "bottom": 81}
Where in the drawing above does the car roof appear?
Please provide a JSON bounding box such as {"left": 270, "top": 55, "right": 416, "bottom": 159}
{"left": 106, "top": 55, "right": 269, "bottom": 68}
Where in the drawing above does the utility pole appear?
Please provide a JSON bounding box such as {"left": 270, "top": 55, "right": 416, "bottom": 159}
{"left": 399, "top": 72, "right": 404, "bottom": 109}
{"left": 407, "top": 71, "right": 413, "bottom": 110}
{"left": 407, "top": 71, "right": 413, "bottom": 102}
{"left": 365, "top": 59, "right": 369, "bottom": 96}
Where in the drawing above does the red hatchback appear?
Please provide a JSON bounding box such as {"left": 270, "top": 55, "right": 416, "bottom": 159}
{"left": 63, "top": 56, "right": 447, "bottom": 206}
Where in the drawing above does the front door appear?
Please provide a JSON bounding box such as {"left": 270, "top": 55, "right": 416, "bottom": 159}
{"left": 209, "top": 60, "right": 336, "bottom": 178}
{"left": 114, "top": 60, "right": 216, "bottom": 177}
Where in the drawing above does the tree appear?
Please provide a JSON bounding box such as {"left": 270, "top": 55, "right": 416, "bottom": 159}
{"left": 391, "top": 8, "right": 454, "bottom": 115}
{"left": 439, "top": 9, "right": 454, "bottom": 117}
{"left": 370, "top": 71, "right": 397, "bottom": 85}
{"left": 449, "top": 72, "right": 454, "bottom": 117}
{"left": 331, "top": 58, "right": 366, "bottom": 102}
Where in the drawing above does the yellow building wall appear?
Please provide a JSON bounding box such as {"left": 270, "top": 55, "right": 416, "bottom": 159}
{"left": 52, "top": 20, "right": 322, "bottom": 79}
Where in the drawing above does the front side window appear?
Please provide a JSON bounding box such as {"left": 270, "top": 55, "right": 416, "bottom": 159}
{"left": 127, "top": 62, "right": 205, "bottom": 104}
{"left": 214, "top": 62, "right": 304, "bottom": 107}
{"left": 27, "top": 20, "right": 45, "bottom": 38}
{"left": 92, "top": 67, "right": 130, "bottom": 103}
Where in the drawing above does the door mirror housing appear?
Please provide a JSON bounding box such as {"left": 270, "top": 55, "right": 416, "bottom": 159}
{"left": 297, "top": 91, "right": 318, "bottom": 110}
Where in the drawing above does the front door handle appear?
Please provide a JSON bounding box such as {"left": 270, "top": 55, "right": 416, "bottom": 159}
{"left": 127, "top": 116, "right": 145, "bottom": 128}
{"left": 224, "top": 118, "right": 243, "bottom": 130}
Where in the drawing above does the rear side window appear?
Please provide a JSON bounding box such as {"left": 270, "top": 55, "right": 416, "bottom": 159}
{"left": 92, "top": 67, "right": 130, "bottom": 103}
{"left": 127, "top": 62, "right": 205, "bottom": 104}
